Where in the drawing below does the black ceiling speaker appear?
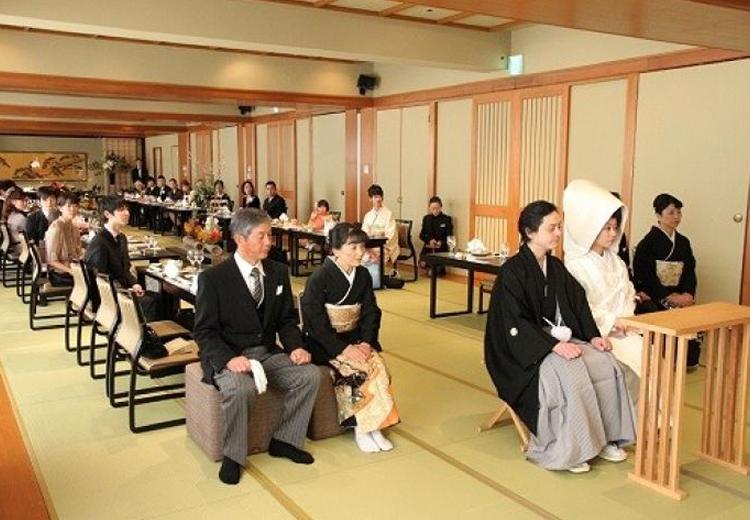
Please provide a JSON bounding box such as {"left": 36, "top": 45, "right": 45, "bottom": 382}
{"left": 357, "top": 75, "right": 377, "bottom": 96}
{"left": 238, "top": 105, "right": 255, "bottom": 115}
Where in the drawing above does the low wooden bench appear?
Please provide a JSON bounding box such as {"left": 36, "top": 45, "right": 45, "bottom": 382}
{"left": 185, "top": 362, "right": 345, "bottom": 461}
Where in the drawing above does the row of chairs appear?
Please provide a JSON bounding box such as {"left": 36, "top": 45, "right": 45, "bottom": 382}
{"left": 0, "top": 221, "right": 198, "bottom": 433}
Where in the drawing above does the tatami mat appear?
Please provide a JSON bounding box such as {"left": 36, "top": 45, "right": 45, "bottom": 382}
{"left": 1, "top": 234, "right": 749, "bottom": 519}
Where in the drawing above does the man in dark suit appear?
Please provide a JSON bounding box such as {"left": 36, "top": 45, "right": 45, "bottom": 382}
{"left": 25, "top": 186, "right": 60, "bottom": 246}
{"left": 262, "top": 180, "right": 288, "bottom": 219}
{"left": 130, "top": 158, "right": 149, "bottom": 185}
{"left": 418, "top": 196, "right": 453, "bottom": 276}
{"left": 194, "top": 208, "right": 320, "bottom": 485}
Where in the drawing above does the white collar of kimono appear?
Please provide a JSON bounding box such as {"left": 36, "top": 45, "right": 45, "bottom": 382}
{"left": 657, "top": 226, "right": 676, "bottom": 243}
{"left": 562, "top": 179, "right": 628, "bottom": 262}
{"left": 331, "top": 257, "right": 356, "bottom": 285}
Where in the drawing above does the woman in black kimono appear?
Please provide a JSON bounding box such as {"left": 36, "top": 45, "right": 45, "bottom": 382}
{"left": 633, "top": 193, "right": 700, "bottom": 367}
{"left": 484, "top": 200, "right": 636, "bottom": 473}
{"left": 301, "top": 223, "right": 399, "bottom": 453}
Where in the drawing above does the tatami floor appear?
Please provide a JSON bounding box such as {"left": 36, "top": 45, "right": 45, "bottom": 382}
{"left": 2, "top": 231, "right": 750, "bottom": 519}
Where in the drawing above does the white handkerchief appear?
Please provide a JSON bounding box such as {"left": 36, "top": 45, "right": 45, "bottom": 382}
{"left": 276, "top": 285, "right": 283, "bottom": 295}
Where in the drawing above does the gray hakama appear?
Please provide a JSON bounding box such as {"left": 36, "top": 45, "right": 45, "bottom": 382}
{"left": 526, "top": 341, "right": 636, "bottom": 470}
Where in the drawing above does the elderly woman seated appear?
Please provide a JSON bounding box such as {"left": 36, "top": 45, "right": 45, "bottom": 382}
{"left": 562, "top": 180, "right": 642, "bottom": 399}
{"left": 484, "top": 200, "right": 636, "bottom": 473}
{"left": 301, "top": 223, "right": 399, "bottom": 453}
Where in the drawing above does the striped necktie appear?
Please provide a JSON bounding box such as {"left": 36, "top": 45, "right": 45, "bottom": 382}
{"left": 249, "top": 267, "right": 263, "bottom": 305}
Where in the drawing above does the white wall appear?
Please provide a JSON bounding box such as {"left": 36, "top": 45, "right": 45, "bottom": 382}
{"left": 311, "top": 113, "right": 346, "bottom": 215}
{"left": 256, "top": 124, "right": 268, "bottom": 194}
{"left": 217, "top": 127, "right": 239, "bottom": 203}
{"left": 295, "top": 118, "right": 312, "bottom": 220}
{"left": 145, "top": 133, "right": 178, "bottom": 179}
{"left": 373, "top": 25, "right": 690, "bottom": 96}
{"left": 435, "top": 99, "right": 472, "bottom": 250}
{"left": 631, "top": 59, "right": 750, "bottom": 303}
{"left": 567, "top": 79, "right": 628, "bottom": 192}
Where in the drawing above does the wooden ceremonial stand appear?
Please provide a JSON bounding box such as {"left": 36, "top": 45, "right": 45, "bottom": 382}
{"left": 619, "top": 302, "right": 750, "bottom": 500}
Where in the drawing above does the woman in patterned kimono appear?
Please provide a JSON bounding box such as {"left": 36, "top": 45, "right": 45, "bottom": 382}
{"left": 633, "top": 193, "right": 700, "bottom": 368}
{"left": 562, "top": 180, "right": 642, "bottom": 400}
{"left": 484, "top": 200, "right": 636, "bottom": 473}
{"left": 301, "top": 223, "right": 399, "bottom": 453}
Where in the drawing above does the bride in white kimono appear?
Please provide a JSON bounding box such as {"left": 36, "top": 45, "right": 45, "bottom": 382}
{"left": 563, "top": 180, "right": 642, "bottom": 397}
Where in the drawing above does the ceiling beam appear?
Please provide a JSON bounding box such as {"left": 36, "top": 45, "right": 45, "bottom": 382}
{"left": 0, "top": 103, "right": 253, "bottom": 124}
{"left": 408, "top": 0, "right": 750, "bottom": 51}
{"left": 0, "top": 71, "right": 370, "bottom": 109}
{"left": 437, "top": 12, "right": 474, "bottom": 25}
{"left": 313, "top": 0, "right": 336, "bottom": 6}
{"left": 0, "top": 0, "right": 509, "bottom": 70}
{"left": 0, "top": 119, "right": 185, "bottom": 137}
{"left": 379, "top": 3, "right": 415, "bottom": 16}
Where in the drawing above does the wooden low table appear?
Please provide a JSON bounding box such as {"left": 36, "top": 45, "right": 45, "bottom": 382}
{"left": 619, "top": 302, "right": 750, "bottom": 500}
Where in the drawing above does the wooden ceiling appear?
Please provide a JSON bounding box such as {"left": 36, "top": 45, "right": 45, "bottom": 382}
{"left": 255, "top": 0, "right": 518, "bottom": 31}
{"left": 3, "top": 0, "right": 750, "bottom": 138}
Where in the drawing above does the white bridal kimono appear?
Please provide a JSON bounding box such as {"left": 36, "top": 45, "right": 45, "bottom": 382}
{"left": 563, "top": 180, "right": 643, "bottom": 394}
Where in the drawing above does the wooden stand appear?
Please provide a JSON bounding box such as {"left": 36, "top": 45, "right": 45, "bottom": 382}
{"left": 620, "top": 302, "right": 750, "bottom": 500}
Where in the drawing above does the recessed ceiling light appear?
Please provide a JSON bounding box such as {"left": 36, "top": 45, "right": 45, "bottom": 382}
{"left": 273, "top": 107, "right": 280, "bottom": 113}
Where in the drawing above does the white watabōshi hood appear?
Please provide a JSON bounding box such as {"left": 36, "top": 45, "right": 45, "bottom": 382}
{"left": 562, "top": 179, "right": 628, "bottom": 261}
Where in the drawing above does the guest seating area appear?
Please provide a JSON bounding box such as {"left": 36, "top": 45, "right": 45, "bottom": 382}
{"left": 1, "top": 226, "right": 749, "bottom": 518}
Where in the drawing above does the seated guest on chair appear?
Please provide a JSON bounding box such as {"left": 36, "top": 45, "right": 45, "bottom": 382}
{"left": 167, "top": 178, "right": 181, "bottom": 200}
{"left": 301, "top": 223, "right": 399, "bottom": 453}
{"left": 484, "top": 200, "right": 636, "bottom": 474}
{"left": 213, "top": 180, "right": 233, "bottom": 210}
{"left": 3, "top": 189, "right": 30, "bottom": 257}
{"left": 84, "top": 195, "right": 160, "bottom": 320}
{"left": 239, "top": 180, "right": 260, "bottom": 209}
{"left": 361, "top": 184, "right": 399, "bottom": 276}
{"left": 262, "top": 180, "right": 287, "bottom": 219}
{"left": 563, "top": 180, "right": 642, "bottom": 400}
{"left": 154, "top": 175, "right": 172, "bottom": 201}
{"left": 46, "top": 193, "right": 83, "bottom": 287}
{"left": 180, "top": 179, "right": 192, "bottom": 199}
{"left": 145, "top": 178, "right": 157, "bottom": 197}
{"left": 25, "top": 186, "right": 60, "bottom": 246}
{"left": 307, "top": 199, "right": 332, "bottom": 231}
{"left": 193, "top": 208, "right": 321, "bottom": 485}
{"left": 418, "top": 196, "right": 452, "bottom": 275}
{"left": 632, "top": 193, "right": 700, "bottom": 368}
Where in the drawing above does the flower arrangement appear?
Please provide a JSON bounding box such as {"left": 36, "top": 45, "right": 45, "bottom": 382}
{"left": 191, "top": 174, "right": 216, "bottom": 210}
{"left": 184, "top": 216, "right": 222, "bottom": 245}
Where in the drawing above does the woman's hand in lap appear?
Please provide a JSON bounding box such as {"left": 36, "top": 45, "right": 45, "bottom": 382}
{"left": 591, "top": 337, "right": 612, "bottom": 352}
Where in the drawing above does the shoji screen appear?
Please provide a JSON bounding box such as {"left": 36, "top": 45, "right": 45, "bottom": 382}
{"left": 471, "top": 86, "right": 568, "bottom": 251}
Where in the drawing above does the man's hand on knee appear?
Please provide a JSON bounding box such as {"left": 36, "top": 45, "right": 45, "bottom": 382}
{"left": 289, "top": 348, "right": 311, "bottom": 365}
{"left": 226, "top": 355, "right": 252, "bottom": 373}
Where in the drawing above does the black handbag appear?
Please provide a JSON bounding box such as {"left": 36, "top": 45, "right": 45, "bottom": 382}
{"left": 139, "top": 325, "right": 169, "bottom": 359}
